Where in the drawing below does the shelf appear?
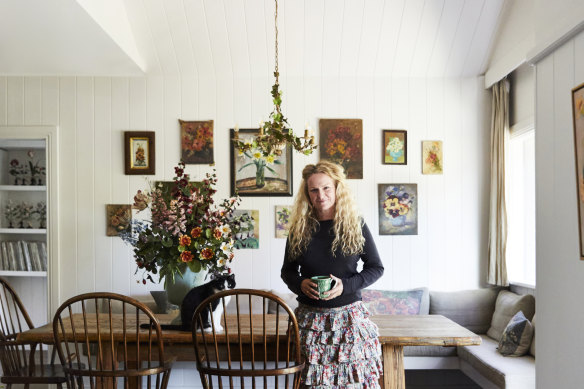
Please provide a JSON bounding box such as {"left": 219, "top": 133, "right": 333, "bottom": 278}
{"left": 0, "top": 271, "right": 47, "bottom": 277}
{"left": 0, "top": 185, "right": 46, "bottom": 191}
{"left": 0, "top": 228, "right": 46, "bottom": 234}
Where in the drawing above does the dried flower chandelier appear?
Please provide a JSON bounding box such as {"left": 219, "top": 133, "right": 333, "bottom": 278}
{"left": 233, "top": 0, "right": 316, "bottom": 158}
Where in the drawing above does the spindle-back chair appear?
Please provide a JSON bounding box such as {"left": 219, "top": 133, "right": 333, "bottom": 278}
{"left": 0, "top": 277, "right": 67, "bottom": 388}
{"left": 192, "top": 289, "right": 304, "bottom": 389}
{"left": 52, "top": 292, "right": 173, "bottom": 389}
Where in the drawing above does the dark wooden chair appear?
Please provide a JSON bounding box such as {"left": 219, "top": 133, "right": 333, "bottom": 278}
{"left": 0, "top": 277, "right": 67, "bottom": 389}
{"left": 52, "top": 292, "right": 173, "bottom": 389}
{"left": 191, "top": 289, "right": 304, "bottom": 389}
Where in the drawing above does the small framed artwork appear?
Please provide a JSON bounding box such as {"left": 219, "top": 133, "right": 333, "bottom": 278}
{"left": 230, "top": 128, "right": 293, "bottom": 197}
{"left": 383, "top": 130, "right": 407, "bottom": 165}
{"left": 378, "top": 184, "right": 418, "bottom": 235}
{"left": 319, "top": 119, "right": 363, "bottom": 179}
{"left": 230, "top": 210, "right": 260, "bottom": 249}
{"left": 572, "top": 82, "right": 584, "bottom": 259}
{"left": 106, "top": 204, "right": 131, "bottom": 236}
{"left": 124, "top": 131, "right": 155, "bottom": 175}
{"left": 422, "top": 140, "right": 443, "bottom": 174}
{"left": 179, "top": 119, "right": 214, "bottom": 164}
{"left": 275, "top": 205, "right": 292, "bottom": 238}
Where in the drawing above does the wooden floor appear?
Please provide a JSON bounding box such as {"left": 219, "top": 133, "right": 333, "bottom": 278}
{"left": 405, "top": 370, "right": 481, "bottom": 389}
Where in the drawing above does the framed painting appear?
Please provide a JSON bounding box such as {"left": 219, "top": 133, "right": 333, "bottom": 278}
{"left": 383, "top": 130, "right": 407, "bottom": 165}
{"left": 422, "top": 140, "right": 443, "bottom": 174}
{"left": 378, "top": 184, "right": 418, "bottom": 235}
{"left": 275, "top": 205, "right": 292, "bottom": 238}
{"left": 179, "top": 119, "right": 214, "bottom": 164}
{"left": 319, "top": 119, "right": 363, "bottom": 179}
{"left": 124, "top": 131, "right": 155, "bottom": 175}
{"left": 572, "top": 82, "right": 584, "bottom": 259}
{"left": 230, "top": 210, "right": 259, "bottom": 249}
{"left": 230, "top": 128, "right": 293, "bottom": 197}
{"left": 106, "top": 204, "right": 131, "bottom": 236}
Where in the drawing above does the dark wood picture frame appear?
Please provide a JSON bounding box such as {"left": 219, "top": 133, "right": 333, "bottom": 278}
{"left": 382, "top": 129, "right": 407, "bottom": 165}
{"left": 572, "top": 82, "right": 584, "bottom": 259}
{"left": 124, "top": 131, "right": 155, "bottom": 175}
{"left": 230, "top": 128, "right": 293, "bottom": 197}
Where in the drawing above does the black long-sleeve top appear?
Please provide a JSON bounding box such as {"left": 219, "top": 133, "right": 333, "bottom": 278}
{"left": 280, "top": 220, "right": 384, "bottom": 308}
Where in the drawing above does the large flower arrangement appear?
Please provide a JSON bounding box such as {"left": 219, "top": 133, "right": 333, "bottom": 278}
{"left": 122, "top": 161, "right": 240, "bottom": 285}
{"left": 382, "top": 185, "right": 414, "bottom": 219}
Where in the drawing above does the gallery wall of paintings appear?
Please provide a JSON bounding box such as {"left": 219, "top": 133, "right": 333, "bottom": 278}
{"left": 0, "top": 75, "right": 490, "bottom": 298}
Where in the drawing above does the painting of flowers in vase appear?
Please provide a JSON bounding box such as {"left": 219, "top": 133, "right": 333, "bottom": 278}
{"left": 106, "top": 204, "right": 131, "bottom": 237}
{"left": 378, "top": 184, "right": 417, "bottom": 235}
{"left": 383, "top": 130, "right": 407, "bottom": 165}
{"left": 180, "top": 119, "right": 214, "bottom": 164}
{"left": 319, "top": 119, "right": 363, "bottom": 179}
{"left": 275, "top": 205, "right": 291, "bottom": 238}
{"left": 230, "top": 210, "right": 259, "bottom": 249}
{"left": 230, "top": 128, "right": 292, "bottom": 196}
{"left": 422, "top": 140, "right": 443, "bottom": 174}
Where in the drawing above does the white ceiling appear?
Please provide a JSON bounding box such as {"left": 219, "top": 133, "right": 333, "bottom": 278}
{"left": 0, "top": 0, "right": 507, "bottom": 78}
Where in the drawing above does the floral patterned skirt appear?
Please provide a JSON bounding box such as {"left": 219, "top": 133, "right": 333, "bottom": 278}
{"left": 295, "top": 301, "right": 382, "bottom": 389}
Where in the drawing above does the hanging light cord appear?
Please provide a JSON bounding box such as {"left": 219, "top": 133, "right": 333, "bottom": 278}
{"left": 274, "top": 0, "right": 280, "bottom": 115}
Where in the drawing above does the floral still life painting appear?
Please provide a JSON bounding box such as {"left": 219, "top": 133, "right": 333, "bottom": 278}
{"left": 179, "top": 119, "right": 214, "bottom": 164}
{"left": 319, "top": 119, "right": 363, "bottom": 179}
{"left": 106, "top": 204, "right": 131, "bottom": 237}
{"left": 124, "top": 131, "right": 155, "bottom": 175}
{"left": 230, "top": 210, "right": 259, "bottom": 249}
{"left": 378, "top": 184, "right": 418, "bottom": 235}
{"left": 230, "top": 128, "right": 292, "bottom": 196}
{"left": 383, "top": 130, "right": 407, "bottom": 165}
{"left": 422, "top": 140, "right": 443, "bottom": 174}
{"left": 119, "top": 161, "right": 241, "bottom": 285}
{"left": 572, "top": 82, "right": 584, "bottom": 259}
{"left": 275, "top": 205, "right": 291, "bottom": 238}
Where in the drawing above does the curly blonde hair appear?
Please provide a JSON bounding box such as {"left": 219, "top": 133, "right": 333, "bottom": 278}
{"left": 287, "top": 161, "right": 365, "bottom": 259}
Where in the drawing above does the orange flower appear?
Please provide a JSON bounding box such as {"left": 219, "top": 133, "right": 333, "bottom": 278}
{"left": 191, "top": 227, "right": 202, "bottom": 238}
{"left": 213, "top": 228, "right": 222, "bottom": 239}
{"left": 179, "top": 235, "right": 191, "bottom": 246}
{"left": 180, "top": 251, "right": 194, "bottom": 262}
{"left": 200, "top": 248, "right": 214, "bottom": 260}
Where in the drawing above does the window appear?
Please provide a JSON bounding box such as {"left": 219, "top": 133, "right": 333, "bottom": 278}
{"left": 506, "top": 127, "right": 535, "bottom": 286}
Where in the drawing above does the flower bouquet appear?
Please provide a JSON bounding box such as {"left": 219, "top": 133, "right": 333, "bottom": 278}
{"left": 121, "top": 161, "right": 240, "bottom": 286}
{"left": 237, "top": 138, "right": 282, "bottom": 188}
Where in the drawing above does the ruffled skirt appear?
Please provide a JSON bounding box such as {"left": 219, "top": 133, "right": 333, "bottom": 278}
{"left": 295, "top": 301, "right": 382, "bottom": 389}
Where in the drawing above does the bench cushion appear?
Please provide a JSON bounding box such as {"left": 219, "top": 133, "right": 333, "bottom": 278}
{"left": 430, "top": 287, "right": 501, "bottom": 334}
{"left": 487, "top": 291, "right": 535, "bottom": 341}
{"left": 459, "top": 335, "right": 535, "bottom": 389}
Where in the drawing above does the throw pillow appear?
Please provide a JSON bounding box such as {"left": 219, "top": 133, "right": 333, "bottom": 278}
{"left": 497, "top": 311, "right": 534, "bottom": 356}
{"left": 487, "top": 290, "right": 535, "bottom": 340}
{"left": 362, "top": 289, "right": 424, "bottom": 315}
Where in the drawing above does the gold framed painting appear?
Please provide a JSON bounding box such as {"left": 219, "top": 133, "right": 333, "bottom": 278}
{"left": 422, "top": 140, "right": 443, "bottom": 175}
{"left": 124, "top": 131, "right": 155, "bottom": 175}
{"left": 572, "top": 82, "right": 584, "bottom": 259}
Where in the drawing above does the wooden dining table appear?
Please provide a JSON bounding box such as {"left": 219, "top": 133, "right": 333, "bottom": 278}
{"left": 18, "top": 313, "right": 480, "bottom": 389}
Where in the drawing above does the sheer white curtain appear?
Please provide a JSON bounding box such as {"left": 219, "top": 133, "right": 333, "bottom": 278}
{"left": 487, "top": 79, "right": 509, "bottom": 286}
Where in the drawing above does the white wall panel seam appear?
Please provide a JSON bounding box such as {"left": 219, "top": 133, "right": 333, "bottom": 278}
{"left": 390, "top": 4, "right": 406, "bottom": 77}
{"left": 161, "top": 0, "right": 183, "bottom": 79}
{"left": 181, "top": 0, "right": 200, "bottom": 80}
{"left": 425, "top": 2, "right": 445, "bottom": 78}
{"left": 407, "top": 1, "right": 426, "bottom": 78}
{"left": 141, "top": 0, "right": 163, "bottom": 74}
{"left": 460, "top": 0, "right": 486, "bottom": 78}
{"left": 371, "top": 1, "right": 386, "bottom": 77}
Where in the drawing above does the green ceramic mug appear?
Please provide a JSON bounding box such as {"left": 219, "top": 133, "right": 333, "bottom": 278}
{"left": 311, "top": 276, "right": 336, "bottom": 299}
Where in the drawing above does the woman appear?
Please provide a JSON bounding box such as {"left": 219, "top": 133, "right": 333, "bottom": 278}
{"left": 281, "top": 161, "right": 384, "bottom": 389}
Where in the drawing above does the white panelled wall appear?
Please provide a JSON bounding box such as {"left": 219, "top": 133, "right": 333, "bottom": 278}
{"left": 534, "top": 29, "right": 584, "bottom": 387}
{"left": 0, "top": 74, "right": 490, "bottom": 305}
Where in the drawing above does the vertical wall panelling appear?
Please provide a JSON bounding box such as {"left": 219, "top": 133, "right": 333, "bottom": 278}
{"left": 3, "top": 74, "right": 490, "bottom": 311}
{"left": 76, "top": 77, "right": 96, "bottom": 294}
{"left": 94, "top": 77, "right": 113, "bottom": 293}
{"left": 535, "top": 29, "right": 584, "bottom": 387}
{"left": 41, "top": 77, "right": 59, "bottom": 125}
{"left": 24, "top": 77, "right": 41, "bottom": 125}
{"left": 110, "top": 78, "right": 131, "bottom": 296}
{"left": 58, "top": 77, "right": 78, "bottom": 300}
{"left": 0, "top": 77, "right": 6, "bottom": 124}
{"left": 7, "top": 77, "right": 24, "bottom": 125}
